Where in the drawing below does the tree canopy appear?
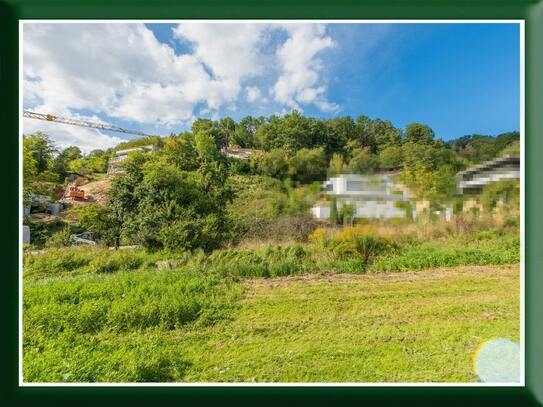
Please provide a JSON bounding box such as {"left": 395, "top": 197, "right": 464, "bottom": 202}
{"left": 23, "top": 111, "right": 519, "bottom": 250}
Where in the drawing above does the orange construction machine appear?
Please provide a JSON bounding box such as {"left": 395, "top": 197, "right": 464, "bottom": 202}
{"left": 67, "top": 186, "right": 85, "bottom": 200}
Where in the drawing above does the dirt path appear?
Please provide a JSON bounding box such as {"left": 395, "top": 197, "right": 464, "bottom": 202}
{"left": 242, "top": 264, "right": 519, "bottom": 289}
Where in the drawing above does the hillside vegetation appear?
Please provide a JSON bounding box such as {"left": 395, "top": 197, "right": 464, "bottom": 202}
{"left": 23, "top": 112, "right": 519, "bottom": 251}
{"left": 22, "top": 111, "right": 521, "bottom": 383}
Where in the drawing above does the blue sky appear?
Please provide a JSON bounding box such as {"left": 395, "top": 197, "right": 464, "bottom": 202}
{"left": 22, "top": 22, "right": 520, "bottom": 152}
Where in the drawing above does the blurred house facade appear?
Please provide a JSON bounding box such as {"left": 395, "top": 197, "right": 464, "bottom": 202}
{"left": 456, "top": 155, "right": 520, "bottom": 194}
{"left": 310, "top": 173, "right": 413, "bottom": 220}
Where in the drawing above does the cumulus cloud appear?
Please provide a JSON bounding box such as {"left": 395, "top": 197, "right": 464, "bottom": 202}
{"left": 23, "top": 23, "right": 215, "bottom": 126}
{"left": 172, "top": 23, "right": 267, "bottom": 84}
{"left": 245, "top": 86, "right": 262, "bottom": 103}
{"left": 23, "top": 22, "right": 340, "bottom": 149}
{"left": 272, "top": 24, "right": 338, "bottom": 112}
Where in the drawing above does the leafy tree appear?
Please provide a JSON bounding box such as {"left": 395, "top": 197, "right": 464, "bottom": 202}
{"left": 405, "top": 123, "right": 435, "bottom": 144}
{"left": 122, "top": 150, "right": 152, "bottom": 177}
{"left": 229, "top": 116, "right": 264, "bottom": 148}
{"left": 53, "top": 146, "right": 82, "bottom": 181}
{"left": 324, "top": 117, "right": 354, "bottom": 155}
{"left": 369, "top": 119, "right": 402, "bottom": 150}
{"left": 353, "top": 115, "right": 374, "bottom": 151}
{"left": 378, "top": 145, "right": 403, "bottom": 169}
{"left": 256, "top": 111, "right": 321, "bottom": 152}
{"left": 231, "top": 126, "right": 252, "bottom": 148}
{"left": 23, "top": 142, "right": 38, "bottom": 206}
{"left": 88, "top": 149, "right": 110, "bottom": 172}
{"left": 228, "top": 157, "right": 252, "bottom": 174}
{"left": 352, "top": 116, "right": 401, "bottom": 153}
{"left": 163, "top": 132, "right": 199, "bottom": 171}
{"left": 252, "top": 149, "right": 289, "bottom": 179}
{"left": 58, "top": 146, "right": 82, "bottom": 162}
{"left": 348, "top": 147, "right": 378, "bottom": 174}
{"left": 192, "top": 118, "right": 227, "bottom": 148}
{"left": 195, "top": 130, "right": 221, "bottom": 162}
{"left": 69, "top": 204, "right": 122, "bottom": 247}
{"left": 401, "top": 141, "right": 463, "bottom": 173}
{"left": 24, "top": 133, "right": 56, "bottom": 173}
{"left": 217, "top": 117, "right": 236, "bottom": 146}
{"left": 108, "top": 155, "right": 233, "bottom": 251}
{"left": 288, "top": 147, "right": 327, "bottom": 184}
{"left": 191, "top": 118, "right": 214, "bottom": 136}
{"left": 67, "top": 149, "right": 109, "bottom": 176}
{"left": 328, "top": 153, "right": 346, "bottom": 176}
{"left": 400, "top": 141, "right": 464, "bottom": 201}
{"left": 448, "top": 131, "right": 519, "bottom": 163}
{"left": 44, "top": 226, "right": 73, "bottom": 248}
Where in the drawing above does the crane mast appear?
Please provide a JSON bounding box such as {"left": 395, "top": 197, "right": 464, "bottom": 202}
{"left": 23, "top": 110, "right": 152, "bottom": 138}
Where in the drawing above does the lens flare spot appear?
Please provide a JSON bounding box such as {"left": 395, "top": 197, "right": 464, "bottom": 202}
{"left": 474, "top": 338, "right": 520, "bottom": 383}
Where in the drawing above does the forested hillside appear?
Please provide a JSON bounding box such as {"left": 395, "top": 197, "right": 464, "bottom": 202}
{"left": 23, "top": 111, "right": 519, "bottom": 251}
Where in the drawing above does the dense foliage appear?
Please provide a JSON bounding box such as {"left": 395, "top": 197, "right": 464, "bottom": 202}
{"left": 447, "top": 132, "right": 520, "bottom": 163}
{"left": 23, "top": 111, "right": 519, "bottom": 251}
{"left": 106, "top": 151, "right": 234, "bottom": 251}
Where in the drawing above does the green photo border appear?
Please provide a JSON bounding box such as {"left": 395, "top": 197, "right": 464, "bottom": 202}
{"left": 1, "top": 0, "right": 542, "bottom": 405}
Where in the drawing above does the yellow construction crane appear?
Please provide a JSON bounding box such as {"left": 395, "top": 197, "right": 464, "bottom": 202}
{"left": 23, "top": 110, "right": 152, "bottom": 138}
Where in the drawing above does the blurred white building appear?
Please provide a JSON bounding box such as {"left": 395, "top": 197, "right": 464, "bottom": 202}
{"left": 456, "top": 155, "right": 520, "bottom": 194}
{"left": 310, "top": 174, "right": 413, "bottom": 220}
{"left": 107, "top": 145, "right": 155, "bottom": 177}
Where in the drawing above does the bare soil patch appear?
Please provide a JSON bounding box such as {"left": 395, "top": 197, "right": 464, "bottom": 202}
{"left": 242, "top": 264, "right": 519, "bottom": 289}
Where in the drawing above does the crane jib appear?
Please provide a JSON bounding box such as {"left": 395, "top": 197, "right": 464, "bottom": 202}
{"left": 22, "top": 110, "right": 152, "bottom": 138}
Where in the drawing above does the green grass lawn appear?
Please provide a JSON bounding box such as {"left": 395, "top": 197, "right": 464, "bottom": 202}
{"left": 24, "top": 263, "right": 519, "bottom": 383}
{"left": 174, "top": 265, "right": 520, "bottom": 383}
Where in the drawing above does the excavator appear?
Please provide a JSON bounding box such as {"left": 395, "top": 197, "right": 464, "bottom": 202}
{"left": 66, "top": 185, "right": 86, "bottom": 200}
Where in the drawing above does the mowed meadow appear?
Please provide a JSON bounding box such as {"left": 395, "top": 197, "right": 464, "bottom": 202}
{"left": 23, "top": 223, "right": 520, "bottom": 383}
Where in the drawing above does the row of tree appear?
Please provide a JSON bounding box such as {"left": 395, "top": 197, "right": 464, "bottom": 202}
{"left": 23, "top": 111, "right": 519, "bottom": 251}
{"left": 24, "top": 111, "right": 519, "bottom": 208}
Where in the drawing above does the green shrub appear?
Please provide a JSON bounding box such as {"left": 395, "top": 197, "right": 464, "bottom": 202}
{"left": 86, "top": 251, "right": 144, "bottom": 274}
{"left": 23, "top": 247, "right": 188, "bottom": 279}
{"left": 316, "top": 258, "right": 367, "bottom": 274}
{"left": 196, "top": 244, "right": 315, "bottom": 278}
{"left": 25, "top": 219, "right": 73, "bottom": 248}
{"left": 351, "top": 234, "right": 392, "bottom": 265}
{"left": 44, "top": 227, "right": 73, "bottom": 248}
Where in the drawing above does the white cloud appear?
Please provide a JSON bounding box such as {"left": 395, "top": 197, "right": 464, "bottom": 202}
{"left": 23, "top": 23, "right": 213, "bottom": 126}
{"left": 272, "top": 24, "right": 339, "bottom": 112}
{"left": 173, "top": 23, "right": 267, "bottom": 83}
{"left": 23, "top": 22, "right": 341, "bottom": 150}
{"left": 245, "top": 86, "right": 262, "bottom": 103}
